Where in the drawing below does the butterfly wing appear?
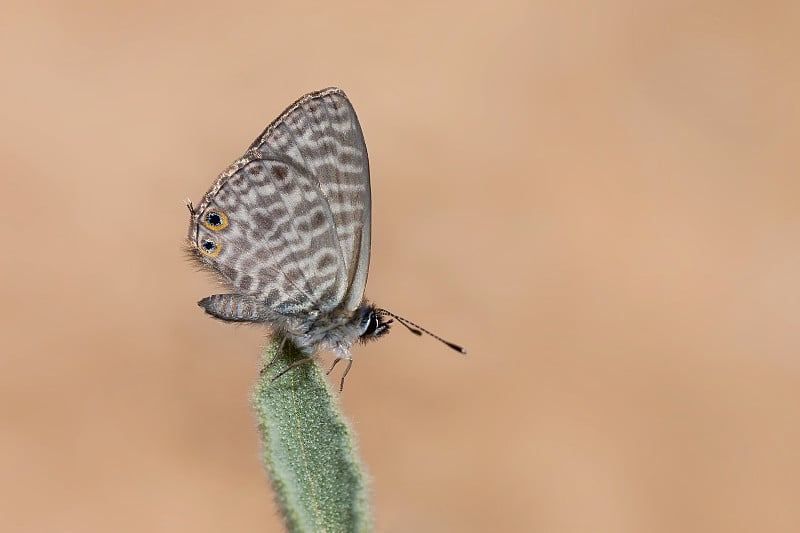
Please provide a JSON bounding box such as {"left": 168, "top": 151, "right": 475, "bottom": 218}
{"left": 188, "top": 88, "right": 371, "bottom": 315}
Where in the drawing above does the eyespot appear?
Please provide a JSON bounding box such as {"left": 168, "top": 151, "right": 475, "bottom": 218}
{"left": 202, "top": 210, "right": 228, "bottom": 231}
{"left": 199, "top": 239, "right": 221, "bottom": 257}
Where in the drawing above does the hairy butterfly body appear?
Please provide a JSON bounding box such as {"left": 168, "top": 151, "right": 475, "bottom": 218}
{"left": 187, "top": 88, "right": 464, "bottom": 389}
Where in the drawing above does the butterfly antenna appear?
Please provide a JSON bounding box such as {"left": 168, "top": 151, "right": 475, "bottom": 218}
{"left": 376, "top": 308, "right": 466, "bottom": 354}
{"left": 185, "top": 199, "right": 195, "bottom": 215}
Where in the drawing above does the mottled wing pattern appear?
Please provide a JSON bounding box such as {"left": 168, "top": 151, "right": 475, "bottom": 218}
{"left": 250, "top": 88, "right": 371, "bottom": 313}
{"left": 188, "top": 88, "right": 371, "bottom": 315}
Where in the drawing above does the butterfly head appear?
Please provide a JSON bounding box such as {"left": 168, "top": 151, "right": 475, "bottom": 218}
{"left": 358, "top": 305, "right": 392, "bottom": 343}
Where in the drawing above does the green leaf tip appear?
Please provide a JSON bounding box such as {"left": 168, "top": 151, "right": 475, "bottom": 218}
{"left": 252, "top": 339, "right": 372, "bottom": 533}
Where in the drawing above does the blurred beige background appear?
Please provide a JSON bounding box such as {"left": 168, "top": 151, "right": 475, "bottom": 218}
{"left": 2, "top": 1, "right": 799, "bottom": 532}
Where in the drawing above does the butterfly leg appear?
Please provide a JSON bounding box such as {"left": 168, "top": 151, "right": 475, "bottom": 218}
{"left": 326, "top": 357, "right": 342, "bottom": 375}
{"left": 326, "top": 357, "right": 353, "bottom": 393}
{"left": 270, "top": 356, "right": 315, "bottom": 384}
{"left": 261, "top": 336, "right": 288, "bottom": 375}
{"left": 339, "top": 359, "right": 353, "bottom": 393}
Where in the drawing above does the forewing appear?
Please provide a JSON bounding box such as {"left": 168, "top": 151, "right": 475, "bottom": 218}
{"left": 251, "top": 88, "right": 372, "bottom": 312}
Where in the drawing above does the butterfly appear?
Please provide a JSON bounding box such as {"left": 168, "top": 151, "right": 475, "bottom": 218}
{"left": 187, "top": 88, "right": 464, "bottom": 390}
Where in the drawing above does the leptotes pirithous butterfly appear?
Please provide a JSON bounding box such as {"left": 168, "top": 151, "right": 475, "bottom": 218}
{"left": 187, "top": 88, "right": 464, "bottom": 390}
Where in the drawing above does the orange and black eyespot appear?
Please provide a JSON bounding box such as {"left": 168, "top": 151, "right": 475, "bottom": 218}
{"left": 202, "top": 210, "right": 229, "bottom": 231}
{"left": 199, "top": 238, "right": 221, "bottom": 257}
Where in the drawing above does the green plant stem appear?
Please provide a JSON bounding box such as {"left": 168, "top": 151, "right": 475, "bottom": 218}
{"left": 252, "top": 340, "right": 371, "bottom": 533}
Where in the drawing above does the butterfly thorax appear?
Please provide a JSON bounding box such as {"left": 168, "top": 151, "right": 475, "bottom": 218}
{"left": 282, "top": 302, "right": 391, "bottom": 359}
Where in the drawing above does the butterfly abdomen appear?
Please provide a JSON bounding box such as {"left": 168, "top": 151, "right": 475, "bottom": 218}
{"left": 198, "top": 294, "right": 269, "bottom": 323}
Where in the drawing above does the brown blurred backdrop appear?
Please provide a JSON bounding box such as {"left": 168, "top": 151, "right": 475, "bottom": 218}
{"left": 2, "top": 1, "right": 799, "bottom": 532}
